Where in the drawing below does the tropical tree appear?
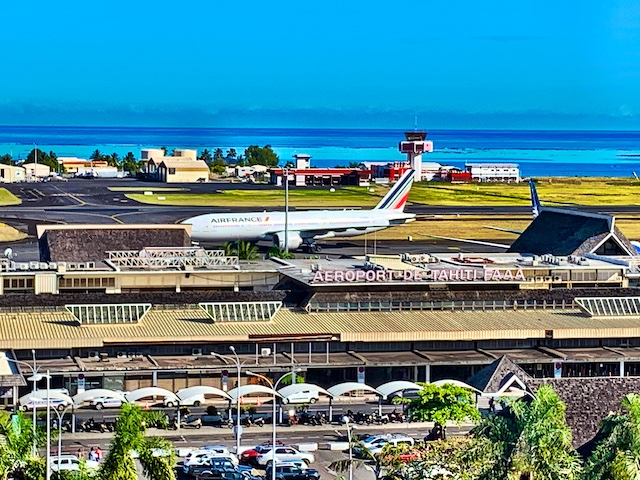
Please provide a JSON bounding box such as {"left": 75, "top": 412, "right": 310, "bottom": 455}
{"left": 583, "top": 392, "right": 640, "bottom": 480}
{"left": 121, "top": 152, "right": 139, "bottom": 173}
{"left": 89, "top": 149, "right": 104, "bottom": 164}
{"left": 463, "top": 385, "right": 581, "bottom": 480}
{"left": 198, "top": 148, "right": 212, "bottom": 163}
{"left": 236, "top": 155, "right": 247, "bottom": 166}
{"left": 395, "top": 383, "right": 480, "bottom": 436}
{"left": 0, "top": 153, "right": 12, "bottom": 165}
{"left": 106, "top": 152, "right": 120, "bottom": 168}
{"left": 160, "top": 146, "right": 168, "bottom": 156}
{"left": 221, "top": 241, "right": 259, "bottom": 260}
{"left": 0, "top": 411, "right": 46, "bottom": 479}
{"left": 329, "top": 441, "right": 401, "bottom": 480}
{"left": 226, "top": 148, "right": 237, "bottom": 162}
{"left": 244, "top": 145, "right": 279, "bottom": 167}
{"left": 267, "top": 246, "right": 295, "bottom": 259}
{"left": 213, "top": 148, "right": 225, "bottom": 162}
{"left": 98, "top": 403, "right": 175, "bottom": 480}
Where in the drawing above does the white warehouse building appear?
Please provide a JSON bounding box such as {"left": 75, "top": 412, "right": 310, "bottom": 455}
{"left": 465, "top": 163, "right": 520, "bottom": 182}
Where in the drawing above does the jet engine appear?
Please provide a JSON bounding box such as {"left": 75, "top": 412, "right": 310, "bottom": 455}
{"left": 273, "top": 231, "right": 303, "bottom": 250}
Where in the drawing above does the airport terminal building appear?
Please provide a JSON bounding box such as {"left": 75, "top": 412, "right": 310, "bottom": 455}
{"left": 2, "top": 211, "right": 640, "bottom": 443}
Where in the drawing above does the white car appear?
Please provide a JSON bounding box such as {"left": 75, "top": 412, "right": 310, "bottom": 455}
{"left": 282, "top": 390, "right": 320, "bottom": 404}
{"left": 183, "top": 447, "right": 239, "bottom": 473}
{"left": 50, "top": 455, "right": 99, "bottom": 472}
{"left": 256, "top": 446, "right": 315, "bottom": 466}
{"left": 91, "top": 396, "right": 123, "bottom": 410}
{"left": 164, "top": 389, "right": 205, "bottom": 408}
{"left": 363, "top": 434, "right": 415, "bottom": 456}
{"left": 20, "top": 397, "right": 69, "bottom": 412}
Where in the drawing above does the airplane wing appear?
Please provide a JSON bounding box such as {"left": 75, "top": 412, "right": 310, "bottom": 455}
{"left": 427, "top": 235, "right": 511, "bottom": 249}
{"left": 483, "top": 225, "right": 523, "bottom": 235}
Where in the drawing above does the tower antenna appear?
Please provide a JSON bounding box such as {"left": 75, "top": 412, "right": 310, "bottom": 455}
{"left": 414, "top": 116, "right": 418, "bottom": 130}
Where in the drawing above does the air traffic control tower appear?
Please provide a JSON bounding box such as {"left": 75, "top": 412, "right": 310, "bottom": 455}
{"left": 399, "top": 131, "right": 433, "bottom": 181}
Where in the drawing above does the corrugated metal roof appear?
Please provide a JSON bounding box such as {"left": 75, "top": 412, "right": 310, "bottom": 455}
{"left": 1, "top": 308, "right": 640, "bottom": 349}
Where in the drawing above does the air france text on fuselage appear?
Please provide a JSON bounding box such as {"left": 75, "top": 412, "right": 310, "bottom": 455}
{"left": 210, "top": 216, "right": 264, "bottom": 223}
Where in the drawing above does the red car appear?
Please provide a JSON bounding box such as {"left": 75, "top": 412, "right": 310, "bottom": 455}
{"left": 239, "top": 442, "right": 286, "bottom": 466}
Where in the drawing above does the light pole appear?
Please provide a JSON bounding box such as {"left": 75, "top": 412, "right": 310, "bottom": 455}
{"left": 341, "top": 415, "right": 353, "bottom": 480}
{"left": 212, "top": 346, "right": 242, "bottom": 455}
{"left": 3, "top": 350, "right": 40, "bottom": 456}
{"left": 246, "top": 370, "right": 299, "bottom": 480}
{"left": 284, "top": 166, "right": 289, "bottom": 253}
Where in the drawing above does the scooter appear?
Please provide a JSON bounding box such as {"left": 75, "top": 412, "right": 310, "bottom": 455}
{"left": 172, "top": 414, "right": 202, "bottom": 429}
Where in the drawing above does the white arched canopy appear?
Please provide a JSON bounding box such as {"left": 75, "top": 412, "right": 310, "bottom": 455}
{"left": 228, "top": 385, "right": 282, "bottom": 402}
{"left": 125, "top": 387, "right": 178, "bottom": 403}
{"left": 327, "top": 382, "right": 382, "bottom": 398}
{"left": 19, "top": 390, "right": 74, "bottom": 406}
{"left": 431, "top": 379, "right": 481, "bottom": 393}
{"left": 73, "top": 389, "right": 128, "bottom": 405}
{"left": 177, "top": 386, "right": 231, "bottom": 402}
{"left": 277, "top": 383, "right": 334, "bottom": 399}
{"left": 377, "top": 381, "right": 423, "bottom": 399}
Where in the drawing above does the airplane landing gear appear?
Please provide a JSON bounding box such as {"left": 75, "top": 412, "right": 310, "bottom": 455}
{"left": 306, "top": 243, "right": 322, "bottom": 253}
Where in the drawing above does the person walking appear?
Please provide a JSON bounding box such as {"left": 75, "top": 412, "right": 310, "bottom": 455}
{"left": 95, "top": 446, "right": 103, "bottom": 461}
{"left": 88, "top": 447, "right": 98, "bottom": 462}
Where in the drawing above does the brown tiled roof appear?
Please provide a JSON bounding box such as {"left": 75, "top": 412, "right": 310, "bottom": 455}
{"left": 2, "top": 307, "right": 640, "bottom": 350}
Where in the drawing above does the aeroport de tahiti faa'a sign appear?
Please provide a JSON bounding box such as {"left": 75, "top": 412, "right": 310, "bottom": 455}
{"left": 311, "top": 268, "right": 526, "bottom": 284}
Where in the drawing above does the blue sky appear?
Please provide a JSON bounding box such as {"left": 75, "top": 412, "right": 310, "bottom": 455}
{"left": 1, "top": 1, "right": 639, "bottom": 129}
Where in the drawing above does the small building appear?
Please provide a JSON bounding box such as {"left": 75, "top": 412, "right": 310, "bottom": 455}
{"left": 58, "top": 157, "right": 109, "bottom": 175}
{"left": 157, "top": 159, "right": 209, "bottom": 183}
{"left": 270, "top": 168, "right": 371, "bottom": 186}
{"left": 466, "top": 163, "right": 520, "bottom": 182}
{"left": 433, "top": 166, "right": 472, "bottom": 183}
{"left": 22, "top": 163, "right": 51, "bottom": 179}
{"left": 0, "top": 165, "right": 25, "bottom": 183}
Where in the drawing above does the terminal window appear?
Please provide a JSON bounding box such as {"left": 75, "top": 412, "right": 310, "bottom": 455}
{"left": 3, "top": 277, "right": 34, "bottom": 292}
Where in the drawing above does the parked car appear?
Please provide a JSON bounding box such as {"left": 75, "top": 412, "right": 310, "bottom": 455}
{"left": 20, "top": 397, "right": 69, "bottom": 412}
{"left": 357, "top": 434, "right": 415, "bottom": 456}
{"left": 282, "top": 390, "right": 320, "bottom": 404}
{"left": 239, "top": 442, "right": 286, "bottom": 466}
{"left": 187, "top": 458, "right": 236, "bottom": 478}
{"left": 256, "top": 446, "right": 315, "bottom": 466}
{"left": 50, "top": 455, "right": 99, "bottom": 472}
{"left": 183, "top": 450, "right": 239, "bottom": 474}
{"left": 196, "top": 471, "right": 260, "bottom": 480}
{"left": 266, "top": 461, "right": 321, "bottom": 480}
{"left": 164, "top": 389, "right": 205, "bottom": 407}
{"left": 91, "top": 396, "right": 123, "bottom": 410}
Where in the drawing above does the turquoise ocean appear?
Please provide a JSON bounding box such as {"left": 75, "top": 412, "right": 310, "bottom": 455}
{"left": 0, "top": 126, "right": 639, "bottom": 178}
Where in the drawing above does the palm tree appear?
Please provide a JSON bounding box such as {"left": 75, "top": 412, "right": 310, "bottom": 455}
{"left": 267, "top": 246, "right": 295, "bottom": 259}
{"left": 329, "top": 441, "right": 392, "bottom": 480}
{"left": 222, "top": 241, "right": 237, "bottom": 257}
{"left": 98, "top": 403, "right": 175, "bottom": 480}
{"left": 235, "top": 241, "right": 259, "bottom": 260}
{"left": 583, "top": 393, "right": 640, "bottom": 480}
{"left": 0, "top": 411, "right": 45, "bottom": 479}
{"left": 464, "top": 385, "right": 581, "bottom": 480}
{"left": 89, "top": 149, "right": 103, "bottom": 164}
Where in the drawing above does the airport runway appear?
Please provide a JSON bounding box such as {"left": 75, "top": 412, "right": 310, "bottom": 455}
{"left": 1, "top": 178, "right": 638, "bottom": 260}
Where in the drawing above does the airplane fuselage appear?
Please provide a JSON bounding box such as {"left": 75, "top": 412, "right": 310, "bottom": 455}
{"left": 187, "top": 209, "right": 415, "bottom": 243}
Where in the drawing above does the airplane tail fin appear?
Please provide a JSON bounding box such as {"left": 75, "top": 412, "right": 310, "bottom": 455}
{"left": 373, "top": 169, "right": 415, "bottom": 211}
{"left": 530, "top": 180, "right": 542, "bottom": 218}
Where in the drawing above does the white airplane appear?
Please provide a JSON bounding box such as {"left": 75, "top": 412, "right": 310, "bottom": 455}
{"left": 183, "top": 169, "right": 417, "bottom": 252}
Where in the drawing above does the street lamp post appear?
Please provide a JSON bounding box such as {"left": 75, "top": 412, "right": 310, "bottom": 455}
{"left": 341, "top": 415, "right": 354, "bottom": 480}
{"left": 247, "top": 369, "right": 300, "bottom": 480}
{"left": 3, "top": 350, "right": 40, "bottom": 456}
{"left": 212, "top": 346, "right": 242, "bottom": 455}
{"left": 284, "top": 167, "right": 289, "bottom": 253}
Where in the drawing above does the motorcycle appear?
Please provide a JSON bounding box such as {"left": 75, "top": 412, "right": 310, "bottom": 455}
{"left": 172, "top": 414, "right": 202, "bottom": 429}
{"left": 372, "top": 413, "right": 389, "bottom": 424}
{"left": 389, "top": 410, "right": 405, "bottom": 423}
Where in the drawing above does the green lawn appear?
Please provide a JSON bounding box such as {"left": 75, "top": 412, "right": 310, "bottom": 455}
{"left": 125, "top": 178, "right": 640, "bottom": 208}
{"left": 0, "top": 188, "right": 21, "bottom": 206}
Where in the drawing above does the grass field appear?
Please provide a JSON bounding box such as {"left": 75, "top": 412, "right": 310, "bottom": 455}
{"left": 109, "top": 187, "right": 188, "bottom": 192}
{"left": 126, "top": 188, "right": 383, "bottom": 207}
{"left": 0, "top": 223, "right": 27, "bottom": 242}
{"left": 350, "top": 213, "right": 640, "bottom": 242}
{"left": 126, "top": 178, "right": 640, "bottom": 208}
{"left": 0, "top": 188, "right": 21, "bottom": 206}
